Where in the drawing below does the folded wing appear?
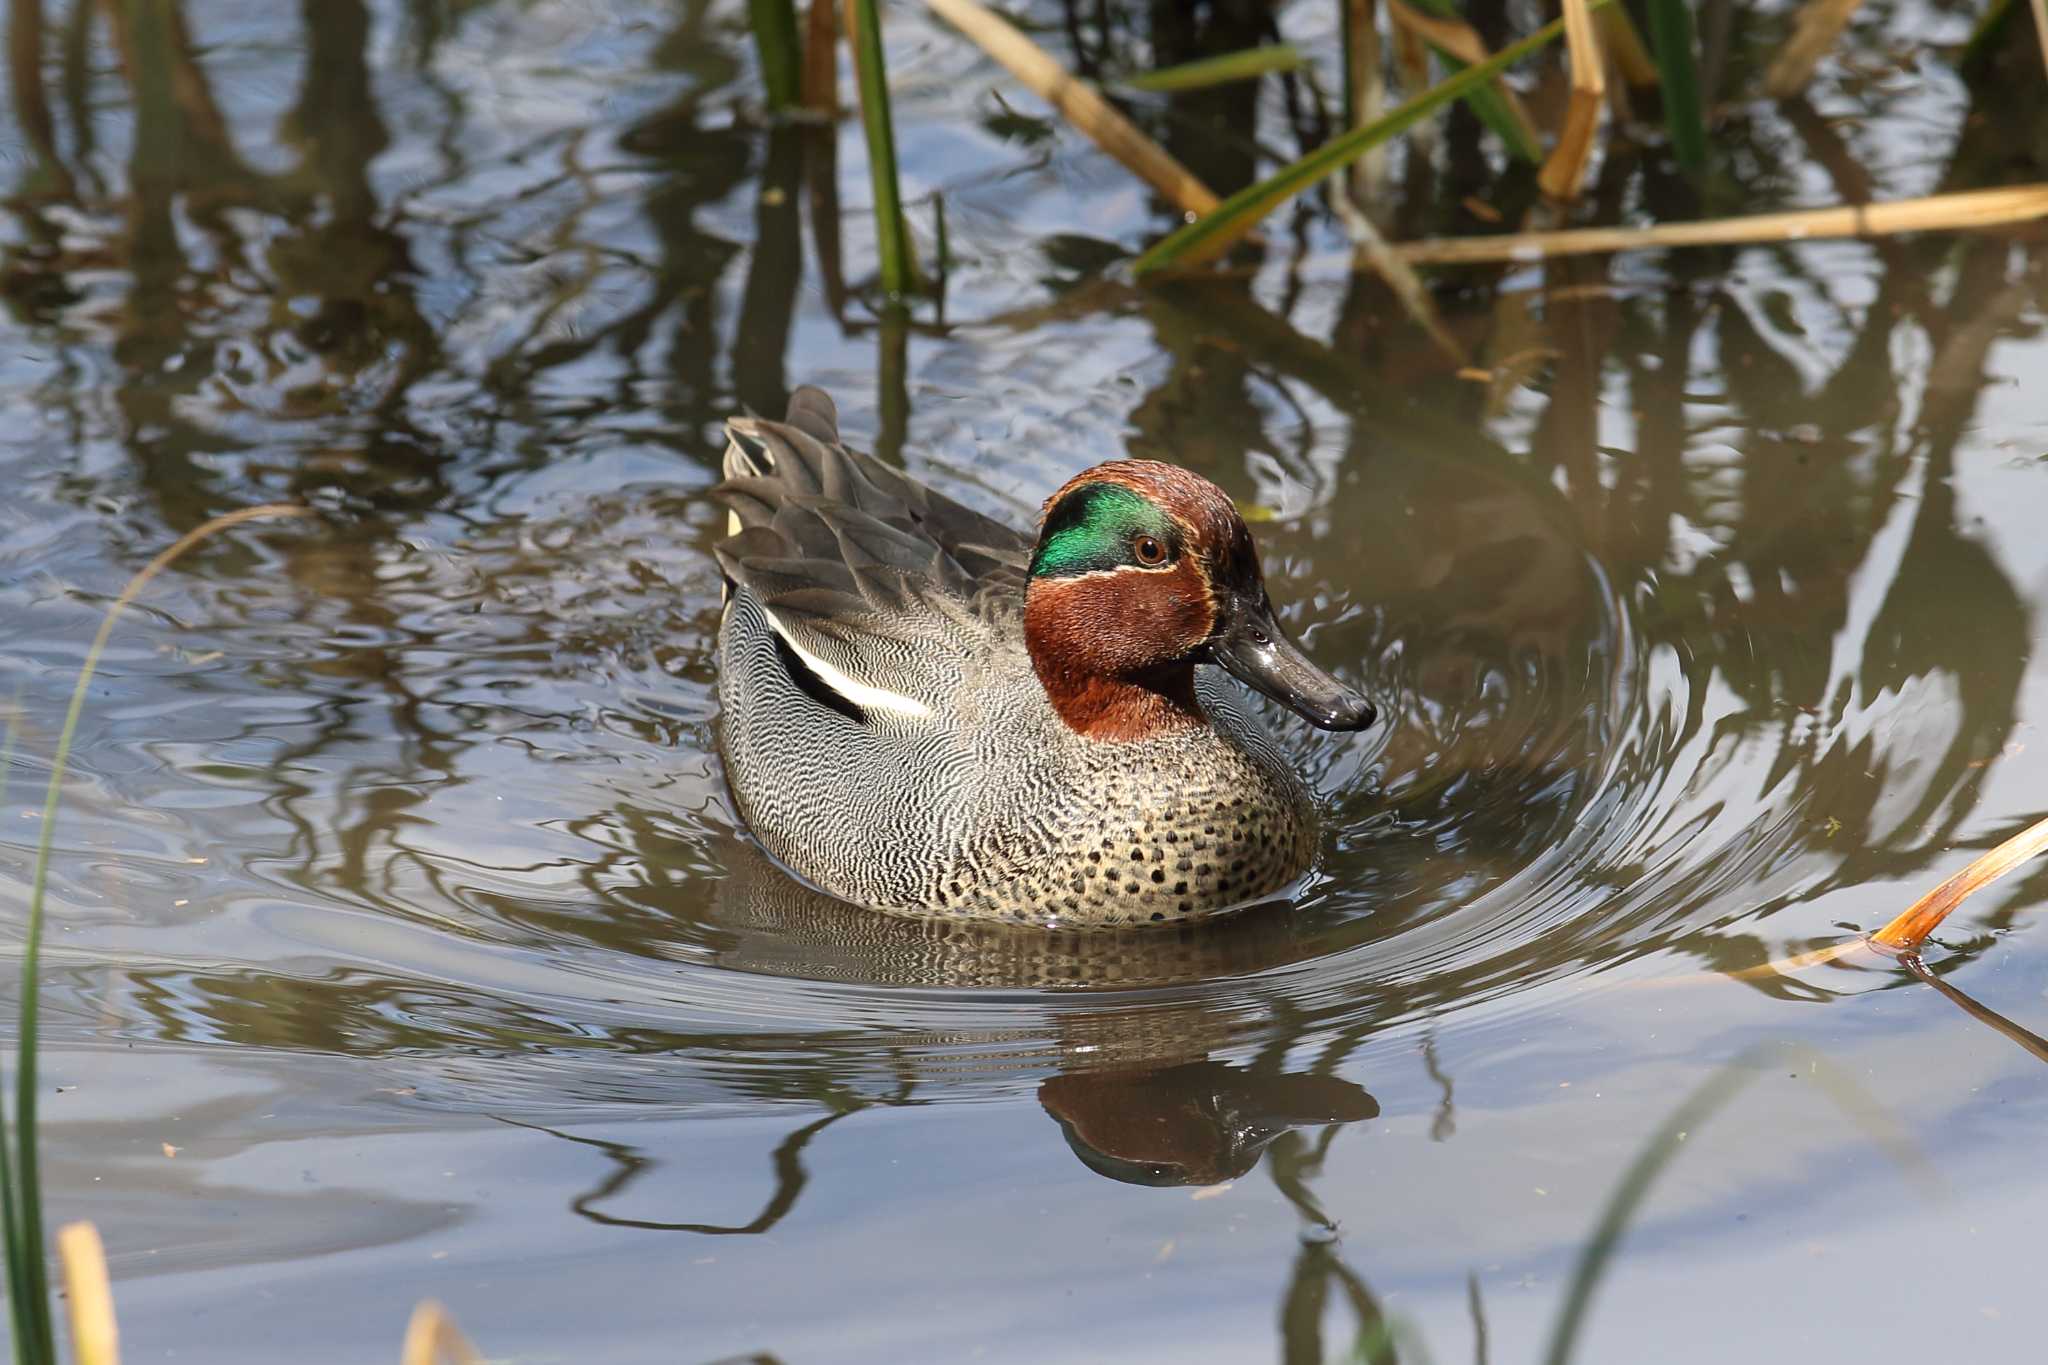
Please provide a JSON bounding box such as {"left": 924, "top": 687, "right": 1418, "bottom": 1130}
{"left": 712, "top": 387, "right": 1031, "bottom": 722}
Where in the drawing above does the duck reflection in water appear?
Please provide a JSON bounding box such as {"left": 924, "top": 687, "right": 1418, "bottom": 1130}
{"left": 1040, "top": 1058, "right": 1379, "bottom": 1187}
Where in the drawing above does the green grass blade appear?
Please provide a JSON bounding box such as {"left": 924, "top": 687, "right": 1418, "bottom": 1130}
{"left": 0, "top": 702, "right": 33, "bottom": 1365}
{"left": 1645, "top": 0, "right": 1706, "bottom": 172}
{"left": 848, "top": 0, "right": 912, "bottom": 297}
{"left": 748, "top": 0, "right": 803, "bottom": 112}
{"left": 15, "top": 506, "right": 305, "bottom": 1363}
{"left": 1424, "top": 48, "right": 1542, "bottom": 162}
{"left": 1134, "top": 7, "right": 1588, "bottom": 274}
{"left": 1122, "top": 43, "right": 1302, "bottom": 93}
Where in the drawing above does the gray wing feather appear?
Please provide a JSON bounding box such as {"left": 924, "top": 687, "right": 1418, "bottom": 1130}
{"left": 714, "top": 387, "right": 1032, "bottom": 717}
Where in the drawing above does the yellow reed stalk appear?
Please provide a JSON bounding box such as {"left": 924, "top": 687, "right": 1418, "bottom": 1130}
{"left": 57, "top": 1223, "right": 118, "bottom": 1365}
{"left": 1596, "top": 6, "right": 1658, "bottom": 86}
{"left": 399, "top": 1301, "right": 484, "bottom": 1365}
{"left": 1391, "top": 183, "right": 2048, "bottom": 264}
{"left": 1869, "top": 814, "right": 2048, "bottom": 952}
{"left": 1719, "top": 812, "right": 2048, "bottom": 983}
{"left": 1343, "top": 0, "right": 1386, "bottom": 200}
{"left": 1538, "top": 0, "right": 1606, "bottom": 201}
{"left": 1763, "top": 0, "right": 1866, "bottom": 98}
{"left": 921, "top": 0, "right": 1220, "bottom": 217}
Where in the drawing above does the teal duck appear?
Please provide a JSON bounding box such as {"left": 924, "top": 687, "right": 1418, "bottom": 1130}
{"left": 713, "top": 387, "right": 1374, "bottom": 928}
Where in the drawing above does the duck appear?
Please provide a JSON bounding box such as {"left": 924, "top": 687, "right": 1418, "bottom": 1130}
{"left": 712, "top": 386, "right": 1375, "bottom": 929}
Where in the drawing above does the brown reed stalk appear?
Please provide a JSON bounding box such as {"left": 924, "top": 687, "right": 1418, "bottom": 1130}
{"left": 922, "top": 0, "right": 1220, "bottom": 217}
{"left": 1392, "top": 184, "right": 2048, "bottom": 264}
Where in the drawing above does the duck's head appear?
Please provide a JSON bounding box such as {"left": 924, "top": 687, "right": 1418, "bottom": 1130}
{"left": 1022, "top": 461, "right": 1377, "bottom": 743}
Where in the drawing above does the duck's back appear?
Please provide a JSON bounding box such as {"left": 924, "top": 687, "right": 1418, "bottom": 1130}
{"left": 712, "top": 389, "right": 1316, "bottom": 927}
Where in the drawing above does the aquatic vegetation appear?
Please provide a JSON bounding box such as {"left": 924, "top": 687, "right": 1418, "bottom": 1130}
{"left": 760, "top": 0, "right": 2048, "bottom": 288}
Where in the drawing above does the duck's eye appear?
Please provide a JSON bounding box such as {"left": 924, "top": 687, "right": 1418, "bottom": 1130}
{"left": 1133, "top": 535, "right": 1167, "bottom": 566}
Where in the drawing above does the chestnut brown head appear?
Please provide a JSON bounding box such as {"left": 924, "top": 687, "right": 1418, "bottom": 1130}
{"left": 1022, "top": 461, "right": 1376, "bottom": 742}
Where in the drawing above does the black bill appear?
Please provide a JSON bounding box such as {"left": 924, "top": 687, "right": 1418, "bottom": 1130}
{"left": 1205, "top": 593, "right": 1376, "bottom": 731}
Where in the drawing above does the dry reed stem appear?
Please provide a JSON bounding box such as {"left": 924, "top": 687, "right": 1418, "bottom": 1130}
{"left": 803, "top": 0, "right": 839, "bottom": 114}
{"left": 1344, "top": 0, "right": 1386, "bottom": 200}
{"left": 1391, "top": 20, "right": 1432, "bottom": 150}
{"left": 1391, "top": 183, "right": 2048, "bottom": 263}
{"left": 922, "top": 0, "right": 1220, "bottom": 217}
{"left": 1764, "top": 0, "right": 1867, "bottom": 98}
{"left": 1595, "top": 6, "right": 1658, "bottom": 86}
{"left": 400, "top": 1301, "right": 484, "bottom": 1365}
{"left": 57, "top": 1222, "right": 117, "bottom": 1365}
{"left": 1723, "top": 937, "right": 1876, "bottom": 982}
{"left": 1869, "top": 814, "right": 2048, "bottom": 951}
{"left": 1538, "top": 0, "right": 1606, "bottom": 201}
{"left": 2032, "top": 0, "right": 2048, "bottom": 82}
{"left": 1719, "top": 813, "right": 2048, "bottom": 983}
{"left": 1384, "top": 0, "right": 1540, "bottom": 147}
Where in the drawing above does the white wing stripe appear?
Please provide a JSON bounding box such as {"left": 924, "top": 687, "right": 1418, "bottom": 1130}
{"left": 765, "top": 608, "right": 934, "bottom": 718}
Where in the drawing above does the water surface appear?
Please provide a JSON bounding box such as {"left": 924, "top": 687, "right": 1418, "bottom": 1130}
{"left": 3, "top": 1, "right": 2048, "bottom": 1360}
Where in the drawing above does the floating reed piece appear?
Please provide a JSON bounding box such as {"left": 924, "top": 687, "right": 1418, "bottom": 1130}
{"left": 1869, "top": 813, "right": 2048, "bottom": 952}
{"left": 922, "top": 0, "right": 1220, "bottom": 217}
{"left": 1723, "top": 809, "right": 2048, "bottom": 986}
{"left": 57, "top": 1223, "right": 118, "bottom": 1365}
{"left": 399, "top": 1301, "right": 484, "bottom": 1365}
{"left": 1389, "top": 183, "right": 2048, "bottom": 263}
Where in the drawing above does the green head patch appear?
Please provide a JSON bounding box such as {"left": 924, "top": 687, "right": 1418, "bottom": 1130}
{"left": 1029, "top": 482, "right": 1177, "bottom": 579}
